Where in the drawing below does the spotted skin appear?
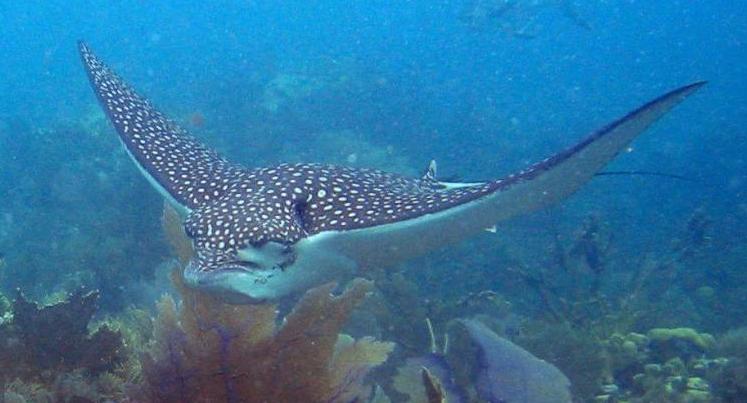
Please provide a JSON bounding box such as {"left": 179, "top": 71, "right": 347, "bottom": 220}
{"left": 79, "top": 42, "right": 704, "bottom": 302}
{"left": 80, "top": 44, "right": 243, "bottom": 210}
{"left": 80, "top": 43, "right": 506, "bottom": 254}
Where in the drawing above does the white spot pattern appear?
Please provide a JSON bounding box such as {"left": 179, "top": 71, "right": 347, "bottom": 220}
{"left": 80, "top": 42, "right": 243, "bottom": 209}
{"left": 80, "top": 42, "right": 555, "bottom": 272}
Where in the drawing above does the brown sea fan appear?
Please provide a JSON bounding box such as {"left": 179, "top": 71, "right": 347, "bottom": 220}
{"left": 132, "top": 204, "right": 394, "bottom": 402}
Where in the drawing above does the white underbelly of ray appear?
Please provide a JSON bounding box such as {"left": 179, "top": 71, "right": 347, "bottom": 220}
{"left": 297, "top": 189, "right": 516, "bottom": 272}
{"left": 120, "top": 140, "right": 191, "bottom": 216}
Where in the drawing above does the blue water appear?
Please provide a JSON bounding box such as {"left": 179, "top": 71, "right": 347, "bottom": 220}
{"left": 0, "top": 1, "right": 746, "bottom": 400}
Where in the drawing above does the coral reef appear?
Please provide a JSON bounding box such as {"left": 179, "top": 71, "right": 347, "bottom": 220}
{"left": 647, "top": 327, "right": 716, "bottom": 361}
{"left": 592, "top": 328, "right": 737, "bottom": 402}
{"left": 367, "top": 271, "right": 431, "bottom": 355}
{"left": 393, "top": 318, "right": 573, "bottom": 403}
{"left": 420, "top": 367, "right": 447, "bottom": 403}
{"left": 499, "top": 209, "right": 724, "bottom": 333}
{"left": 136, "top": 203, "right": 396, "bottom": 401}
{"left": 0, "top": 115, "right": 167, "bottom": 310}
{"left": 2, "top": 200, "right": 397, "bottom": 402}
{"left": 514, "top": 319, "right": 607, "bottom": 400}
{"left": 709, "top": 327, "right": 747, "bottom": 400}
{"left": 2, "top": 88, "right": 745, "bottom": 401}
{"left": 128, "top": 203, "right": 747, "bottom": 403}
{"left": 623, "top": 357, "right": 721, "bottom": 402}
{"left": 0, "top": 289, "right": 129, "bottom": 402}
{"left": 1, "top": 290, "right": 124, "bottom": 379}
{"left": 392, "top": 318, "right": 466, "bottom": 403}
{"left": 394, "top": 362, "right": 453, "bottom": 403}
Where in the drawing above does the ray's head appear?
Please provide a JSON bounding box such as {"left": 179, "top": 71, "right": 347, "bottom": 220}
{"left": 182, "top": 243, "right": 294, "bottom": 304}
{"left": 176, "top": 191, "right": 305, "bottom": 304}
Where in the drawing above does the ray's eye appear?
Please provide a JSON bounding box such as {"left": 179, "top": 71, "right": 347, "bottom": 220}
{"left": 293, "top": 200, "right": 308, "bottom": 232}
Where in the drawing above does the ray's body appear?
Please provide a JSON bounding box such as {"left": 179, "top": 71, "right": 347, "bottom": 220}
{"left": 79, "top": 42, "right": 704, "bottom": 303}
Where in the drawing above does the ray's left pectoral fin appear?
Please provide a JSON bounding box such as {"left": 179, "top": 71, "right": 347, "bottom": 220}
{"left": 78, "top": 42, "right": 243, "bottom": 213}
{"left": 490, "top": 81, "right": 706, "bottom": 216}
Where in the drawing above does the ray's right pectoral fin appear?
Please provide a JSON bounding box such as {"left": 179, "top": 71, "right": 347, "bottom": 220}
{"left": 489, "top": 82, "right": 706, "bottom": 218}
{"left": 78, "top": 42, "right": 242, "bottom": 213}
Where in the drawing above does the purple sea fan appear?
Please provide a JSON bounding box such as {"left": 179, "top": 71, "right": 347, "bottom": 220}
{"left": 460, "top": 319, "right": 572, "bottom": 403}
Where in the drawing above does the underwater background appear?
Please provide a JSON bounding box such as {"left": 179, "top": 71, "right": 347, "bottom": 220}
{"left": 0, "top": 1, "right": 745, "bottom": 402}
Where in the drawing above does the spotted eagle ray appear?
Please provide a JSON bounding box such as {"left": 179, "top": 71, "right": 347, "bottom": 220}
{"left": 78, "top": 42, "right": 704, "bottom": 303}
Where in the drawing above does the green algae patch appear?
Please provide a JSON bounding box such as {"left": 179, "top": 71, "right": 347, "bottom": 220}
{"left": 648, "top": 328, "right": 716, "bottom": 351}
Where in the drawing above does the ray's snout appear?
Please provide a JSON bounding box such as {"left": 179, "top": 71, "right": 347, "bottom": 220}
{"left": 182, "top": 260, "right": 269, "bottom": 304}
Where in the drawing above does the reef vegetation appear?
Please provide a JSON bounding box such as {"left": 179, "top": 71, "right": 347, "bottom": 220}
{"left": 1, "top": 53, "right": 745, "bottom": 402}
{"left": 0, "top": 267, "right": 395, "bottom": 402}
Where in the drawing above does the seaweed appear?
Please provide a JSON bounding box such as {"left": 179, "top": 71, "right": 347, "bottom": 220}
{"left": 0, "top": 116, "right": 167, "bottom": 311}
{"left": 0, "top": 289, "right": 124, "bottom": 381}
{"left": 504, "top": 214, "right": 617, "bottom": 329}
{"left": 0, "top": 289, "right": 129, "bottom": 402}
{"left": 504, "top": 209, "right": 723, "bottom": 336}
